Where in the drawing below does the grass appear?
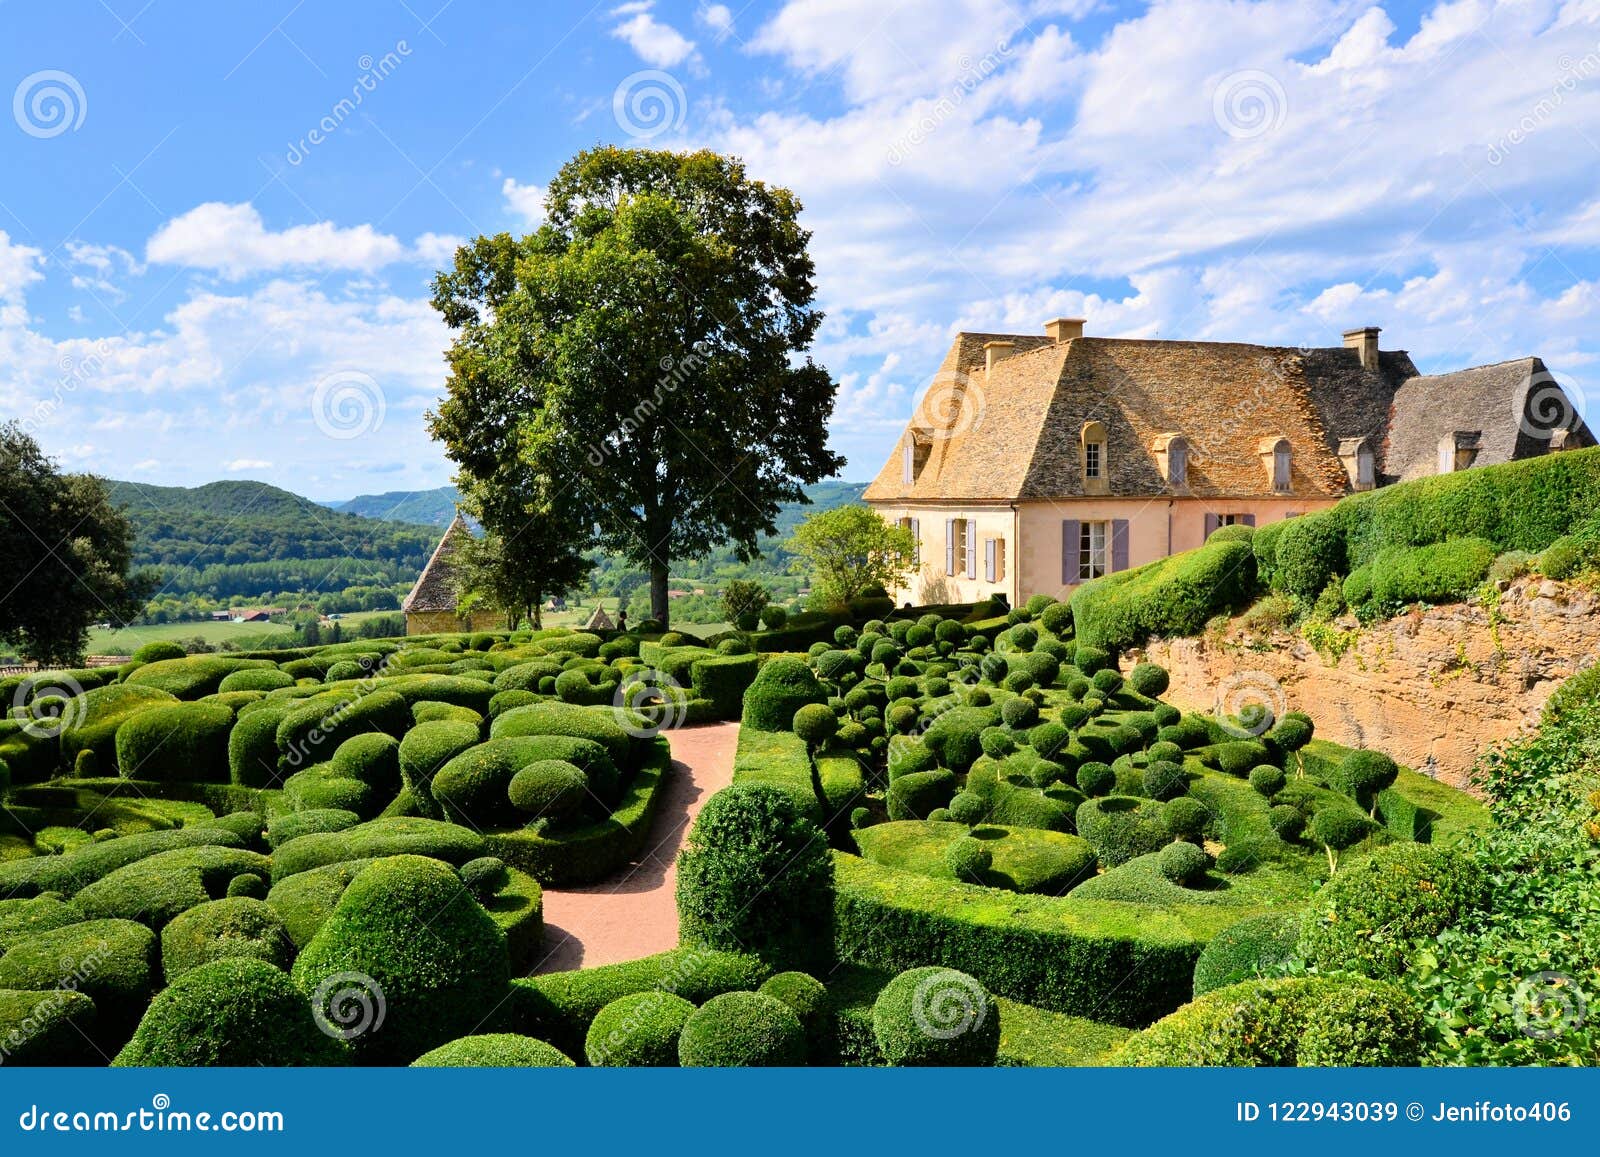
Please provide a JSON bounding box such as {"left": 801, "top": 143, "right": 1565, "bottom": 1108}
{"left": 995, "top": 996, "right": 1132, "bottom": 1066}
{"left": 852, "top": 820, "right": 1098, "bottom": 894}
{"left": 88, "top": 620, "right": 289, "bottom": 653}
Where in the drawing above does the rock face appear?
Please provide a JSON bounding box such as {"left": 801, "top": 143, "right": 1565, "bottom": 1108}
{"left": 1138, "top": 578, "right": 1600, "bottom": 791}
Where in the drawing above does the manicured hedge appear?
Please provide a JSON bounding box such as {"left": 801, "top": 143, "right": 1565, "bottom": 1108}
{"left": 486, "top": 739, "right": 672, "bottom": 885}
{"left": 1070, "top": 539, "right": 1256, "bottom": 651}
{"left": 270, "top": 817, "right": 486, "bottom": 883}
{"left": 0, "top": 894, "right": 86, "bottom": 950}
{"left": 74, "top": 845, "right": 273, "bottom": 929}
{"left": 740, "top": 656, "right": 827, "bottom": 732}
{"left": 731, "top": 728, "right": 821, "bottom": 822}
{"left": 0, "top": 917, "right": 157, "bottom": 1042}
{"left": 833, "top": 853, "right": 1234, "bottom": 1026}
{"left": 0, "top": 825, "right": 247, "bottom": 899}
{"left": 489, "top": 701, "right": 639, "bottom": 770}
{"left": 1192, "top": 912, "right": 1303, "bottom": 996}
{"left": 691, "top": 653, "right": 762, "bottom": 719}
{"left": 0, "top": 987, "right": 100, "bottom": 1064}
{"left": 59, "top": 684, "right": 181, "bottom": 776}
{"left": 585, "top": 990, "right": 696, "bottom": 1066}
{"left": 114, "top": 702, "right": 234, "bottom": 782}
{"left": 114, "top": 957, "right": 347, "bottom": 1067}
{"left": 1113, "top": 975, "right": 1422, "bottom": 1066}
{"left": 678, "top": 990, "right": 807, "bottom": 1067}
{"left": 871, "top": 965, "right": 999, "bottom": 1066}
{"left": 291, "top": 855, "right": 509, "bottom": 1064}
{"left": 411, "top": 1033, "right": 573, "bottom": 1067}
{"left": 159, "top": 897, "right": 295, "bottom": 981}
{"left": 505, "top": 946, "right": 770, "bottom": 1058}
{"left": 1365, "top": 538, "right": 1497, "bottom": 607}
{"left": 125, "top": 656, "right": 276, "bottom": 700}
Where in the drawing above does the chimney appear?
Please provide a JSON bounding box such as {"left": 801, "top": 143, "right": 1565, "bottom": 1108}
{"left": 1342, "top": 326, "right": 1381, "bottom": 371}
{"left": 983, "top": 339, "right": 1016, "bottom": 376}
{"left": 1046, "top": 317, "right": 1085, "bottom": 343}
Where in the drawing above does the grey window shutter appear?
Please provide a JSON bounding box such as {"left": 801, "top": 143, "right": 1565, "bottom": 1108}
{"left": 1203, "top": 512, "right": 1220, "bottom": 539}
{"left": 902, "top": 443, "right": 914, "bottom": 485}
{"left": 910, "top": 517, "right": 920, "bottom": 566}
{"left": 966, "top": 529, "right": 977, "bottom": 578}
{"left": 1111, "top": 519, "right": 1130, "bottom": 572}
{"left": 984, "top": 539, "right": 996, "bottom": 583}
{"left": 1241, "top": 513, "right": 1257, "bottom": 527}
{"left": 1061, "top": 519, "right": 1080, "bottom": 583}
{"left": 945, "top": 520, "right": 955, "bottom": 575}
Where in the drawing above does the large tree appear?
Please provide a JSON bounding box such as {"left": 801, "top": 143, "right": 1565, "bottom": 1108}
{"left": 429, "top": 147, "right": 843, "bottom": 626}
{"left": 0, "top": 424, "right": 156, "bottom": 663}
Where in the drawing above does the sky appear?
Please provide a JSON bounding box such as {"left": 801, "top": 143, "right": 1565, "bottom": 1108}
{"left": 4, "top": 0, "right": 1600, "bottom": 501}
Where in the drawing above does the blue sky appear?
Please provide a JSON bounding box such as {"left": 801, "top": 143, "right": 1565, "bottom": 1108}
{"left": 3, "top": 0, "right": 1600, "bottom": 500}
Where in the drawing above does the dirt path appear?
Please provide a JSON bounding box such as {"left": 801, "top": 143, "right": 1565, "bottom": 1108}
{"left": 531, "top": 721, "right": 739, "bottom": 974}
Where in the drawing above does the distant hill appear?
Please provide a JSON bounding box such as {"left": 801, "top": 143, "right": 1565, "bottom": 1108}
{"left": 107, "top": 479, "right": 441, "bottom": 603}
{"left": 328, "top": 486, "right": 461, "bottom": 527}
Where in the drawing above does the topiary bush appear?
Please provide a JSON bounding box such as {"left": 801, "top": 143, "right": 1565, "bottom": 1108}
{"left": 1075, "top": 796, "right": 1167, "bottom": 866}
{"left": 676, "top": 784, "right": 833, "bottom": 971}
{"left": 0, "top": 917, "right": 157, "bottom": 1042}
{"left": 1156, "top": 841, "right": 1213, "bottom": 886}
{"left": 114, "top": 957, "right": 348, "bottom": 1067}
{"left": 870, "top": 966, "right": 1000, "bottom": 1066}
{"left": 1162, "top": 795, "right": 1209, "bottom": 842}
{"left": 1273, "top": 515, "right": 1346, "bottom": 599}
{"left": 411, "top": 1033, "right": 573, "bottom": 1067}
{"left": 757, "top": 971, "right": 829, "bottom": 1044}
{"left": 677, "top": 990, "right": 806, "bottom": 1067}
{"left": 1248, "top": 764, "right": 1286, "bottom": 797}
{"left": 584, "top": 990, "right": 697, "bottom": 1066}
{"left": 1298, "top": 844, "right": 1485, "bottom": 979}
{"left": 1192, "top": 912, "right": 1303, "bottom": 996}
{"left": 1368, "top": 537, "right": 1497, "bottom": 607}
{"left": 1114, "top": 976, "right": 1422, "bottom": 1066}
{"left": 1332, "top": 749, "right": 1399, "bottom": 810}
{"left": 1142, "top": 760, "right": 1187, "bottom": 801}
{"left": 114, "top": 702, "right": 234, "bottom": 782}
{"left": 159, "top": 897, "right": 295, "bottom": 981}
{"left": 1127, "top": 662, "right": 1169, "bottom": 697}
{"left": 886, "top": 769, "right": 957, "bottom": 821}
{"left": 741, "top": 657, "right": 827, "bottom": 732}
{"left": 943, "top": 836, "right": 993, "bottom": 883}
{"left": 291, "top": 855, "right": 510, "bottom": 1064}
{"left": 507, "top": 759, "right": 590, "bottom": 820}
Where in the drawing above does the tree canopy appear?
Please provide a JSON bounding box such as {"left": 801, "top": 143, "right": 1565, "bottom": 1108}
{"left": 0, "top": 424, "right": 156, "bottom": 663}
{"left": 428, "top": 147, "right": 844, "bottom": 625}
{"left": 786, "top": 505, "right": 914, "bottom": 609}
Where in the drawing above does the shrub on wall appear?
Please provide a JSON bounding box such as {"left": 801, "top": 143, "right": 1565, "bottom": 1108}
{"left": 1367, "top": 537, "right": 1497, "bottom": 607}
{"left": 1070, "top": 540, "right": 1256, "bottom": 651}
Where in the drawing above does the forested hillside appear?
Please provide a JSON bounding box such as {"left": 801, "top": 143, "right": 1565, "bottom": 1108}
{"left": 329, "top": 486, "right": 461, "bottom": 526}
{"left": 107, "top": 479, "right": 438, "bottom": 609}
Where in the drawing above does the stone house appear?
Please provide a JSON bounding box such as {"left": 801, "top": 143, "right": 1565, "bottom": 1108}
{"left": 401, "top": 515, "right": 503, "bottom": 635}
{"left": 864, "top": 320, "right": 1591, "bottom": 606}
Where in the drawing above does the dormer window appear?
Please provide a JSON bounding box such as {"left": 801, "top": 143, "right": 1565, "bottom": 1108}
{"left": 1258, "top": 437, "right": 1292, "bottom": 492}
{"left": 1151, "top": 433, "right": 1189, "bottom": 488}
{"left": 1438, "top": 431, "right": 1481, "bottom": 474}
{"left": 1338, "top": 437, "right": 1375, "bottom": 491}
{"left": 1081, "top": 421, "right": 1109, "bottom": 494}
{"left": 902, "top": 430, "right": 932, "bottom": 486}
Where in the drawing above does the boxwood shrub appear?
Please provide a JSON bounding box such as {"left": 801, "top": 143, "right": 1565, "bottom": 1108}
{"left": 0, "top": 917, "right": 157, "bottom": 1041}
{"left": 584, "top": 991, "right": 697, "bottom": 1066}
{"left": 740, "top": 656, "right": 827, "bottom": 732}
{"left": 1113, "top": 975, "right": 1422, "bottom": 1066}
{"left": 1192, "top": 912, "right": 1303, "bottom": 996}
{"left": 411, "top": 1033, "right": 573, "bottom": 1067}
{"left": 871, "top": 965, "right": 999, "bottom": 1066}
{"left": 0, "top": 987, "right": 99, "bottom": 1064}
{"left": 1070, "top": 539, "right": 1256, "bottom": 651}
{"left": 159, "top": 897, "right": 295, "bottom": 981}
{"left": 114, "top": 957, "right": 348, "bottom": 1067}
{"left": 678, "top": 990, "right": 806, "bottom": 1067}
{"left": 112, "top": 702, "right": 235, "bottom": 783}
{"left": 291, "top": 855, "right": 509, "bottom": 1064}
{"left": 270, "top": 817, "right": 485, "bottom": 883}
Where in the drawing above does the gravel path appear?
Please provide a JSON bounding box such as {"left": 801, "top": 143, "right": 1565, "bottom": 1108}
{"left": 531, "top": 721, "right": 740, "bottom": 974}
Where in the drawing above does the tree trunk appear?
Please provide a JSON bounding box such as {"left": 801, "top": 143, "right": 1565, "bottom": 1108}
{"left": 650, "top": 561, "right": 670, "bottom": 628}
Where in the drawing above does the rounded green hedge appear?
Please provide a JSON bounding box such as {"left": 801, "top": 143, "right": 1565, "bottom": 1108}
{"left": 0, "top": 917, "right": 157, "bottom": 1036}
{"left": 291, "top": 855, "right": 509, "bottom": 1064}
{"left": 585, "top": 990, "right": 697, "bottom": 1066}
{"left": 159, "top": 897, "right": 295, "bottom": 981}
{"left": 1192, "top": 912, "right": 1303, "bottom": 996}
{"left": 115, "top": 702, "right": 234, "bottom": 782}
{"left": 871, "top": 965, "right": 1000, "bottom": 1066}
{"left": 678, "top": 990, "right": 807, "bottom": 1067}
{"left": 411, "top": 1033, "right": 573, "bottom": 1067}
{"left": 741, "top": 657, "right": 827, "bottom": 732}
{"left": 1114, "top": 976, "right": 1422, "bottom": 1066}
{"left": 508, "top": 759, "right": 589, "bottom": 819}
{"left": 114, "top": 957, "right": 348, "bottom": 1066}
{"left": 1298, "top": 843, "right": 1484, "bottom": 979}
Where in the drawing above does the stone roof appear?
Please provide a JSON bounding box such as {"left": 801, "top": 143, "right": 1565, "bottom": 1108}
{"left": 1383, "top": 357, "right": 1594, "bottom": 481}
{"left": 864, "top": 332, "right": 1417, "bottom": 503}
{"left": 402, "top": 515, "right": 470, "bottom": 614}
{"left": 582, "top": 605, "right": 614, "bottom": 631}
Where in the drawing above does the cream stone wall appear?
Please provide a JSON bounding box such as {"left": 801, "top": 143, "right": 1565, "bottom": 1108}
{"left": 876, "top": 504, "right": 1020, "bottom": 606}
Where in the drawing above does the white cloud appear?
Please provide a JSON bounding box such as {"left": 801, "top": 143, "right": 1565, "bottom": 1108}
{"left": 225, "top": 458, "right": 273, "bottom": 471}
{"left": 145, "top": 203, "right": 445, "bottom": 279}
{"left": 501, "top": 178, "right": 548, "bottom": 228}
{"left": 610, "top": 1, "right": 699, "bottom": 69}
{"left": 697, "top": 3, "right": 734, "bottom": 41}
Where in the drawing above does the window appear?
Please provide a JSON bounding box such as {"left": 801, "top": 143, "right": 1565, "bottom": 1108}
{"left": 1081, "top": 420, "right": 1108, "bottom": 491}
{"left": 1079, "top": 521, "right": 1108, "bottom": 581}
{"left": 1219, "top": 514, "right": 1246, "bottom": 527}
{"left": 1273, "top": 445, "right": 1291, "bottom": 490}
{"left": 898, "top": 516, "right": 920, "bottom": 566}
{"left": 985, "top": 538, "right": 1006, "bottom": 583}
{"left": 1169, "top": 441, "right": 1187, "bottom": 485}
{"left": 1439, "top": 432, "right": 1481, "bottom": 474}
{"left": 946, "top": 518, "right": 973, "bottom": 577}
{"left": 1356, "top": 446, "right": 1374, "bottom": 486}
